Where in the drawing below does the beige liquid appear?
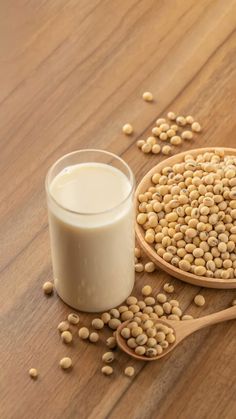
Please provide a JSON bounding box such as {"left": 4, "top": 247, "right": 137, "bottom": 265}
{"left": 48, "top": 162, "right": 134, "bottom": 312}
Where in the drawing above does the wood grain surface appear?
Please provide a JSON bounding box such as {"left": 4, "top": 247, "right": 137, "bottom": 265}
{"left": 1, "top": 1, "right": 236, "bottom": 418}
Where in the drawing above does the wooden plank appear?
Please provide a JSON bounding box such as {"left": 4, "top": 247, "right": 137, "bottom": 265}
{"left": 1, "top": 1, "right": 236, "bottom": 418}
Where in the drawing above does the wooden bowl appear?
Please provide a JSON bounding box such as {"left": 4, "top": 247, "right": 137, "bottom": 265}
{"left": 135, "top": 147, "right": 236, "bottom": 289}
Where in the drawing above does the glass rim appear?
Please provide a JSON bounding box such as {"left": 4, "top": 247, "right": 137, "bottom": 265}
{"left": 45, "top": 149, "right": 135, "bottom": 216}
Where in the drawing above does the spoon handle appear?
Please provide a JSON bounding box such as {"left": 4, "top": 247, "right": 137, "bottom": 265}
{"left": 183, "top": 305, "right": 236, "bottom": 336}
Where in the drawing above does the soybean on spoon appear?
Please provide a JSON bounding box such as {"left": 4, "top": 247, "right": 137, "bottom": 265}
{"left": 116, "top": 305, "right": 236, "bottom": 361}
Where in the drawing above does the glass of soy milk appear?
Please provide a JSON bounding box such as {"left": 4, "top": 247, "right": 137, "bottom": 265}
{"left": 45, "top": 149, "right": 135, "bottom": 312}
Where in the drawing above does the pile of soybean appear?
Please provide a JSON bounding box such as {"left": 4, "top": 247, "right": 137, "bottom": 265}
{"left": 137, "top": 149, "right": 236, "bottom": 279}
{"left": 43, "top": 282, "right": 203, "bottom": 378}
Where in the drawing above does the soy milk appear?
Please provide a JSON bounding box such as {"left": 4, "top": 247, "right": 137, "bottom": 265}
{"left": 47, "top": 162, "right": 134, "bottom": 312}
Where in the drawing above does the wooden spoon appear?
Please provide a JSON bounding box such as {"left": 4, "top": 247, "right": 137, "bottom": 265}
{"left": 116, "top": 305, "right": 236, "bottom": 361}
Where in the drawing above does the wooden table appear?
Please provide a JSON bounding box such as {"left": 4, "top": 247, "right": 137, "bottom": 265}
{"left": 1, "top": 1, "right": 236, "bottom": 418}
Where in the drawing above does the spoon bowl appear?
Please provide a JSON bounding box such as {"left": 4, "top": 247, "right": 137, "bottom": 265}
{"left": 116, "top": 305, "right": 236, "bottom": 361}
{"left": 116, "top": 318, "right": 179, "bottom": 361}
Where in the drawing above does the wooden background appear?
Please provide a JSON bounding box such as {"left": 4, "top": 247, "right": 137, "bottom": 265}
{"left": 1, "top": 1, "right": 236, "bottom": 418}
